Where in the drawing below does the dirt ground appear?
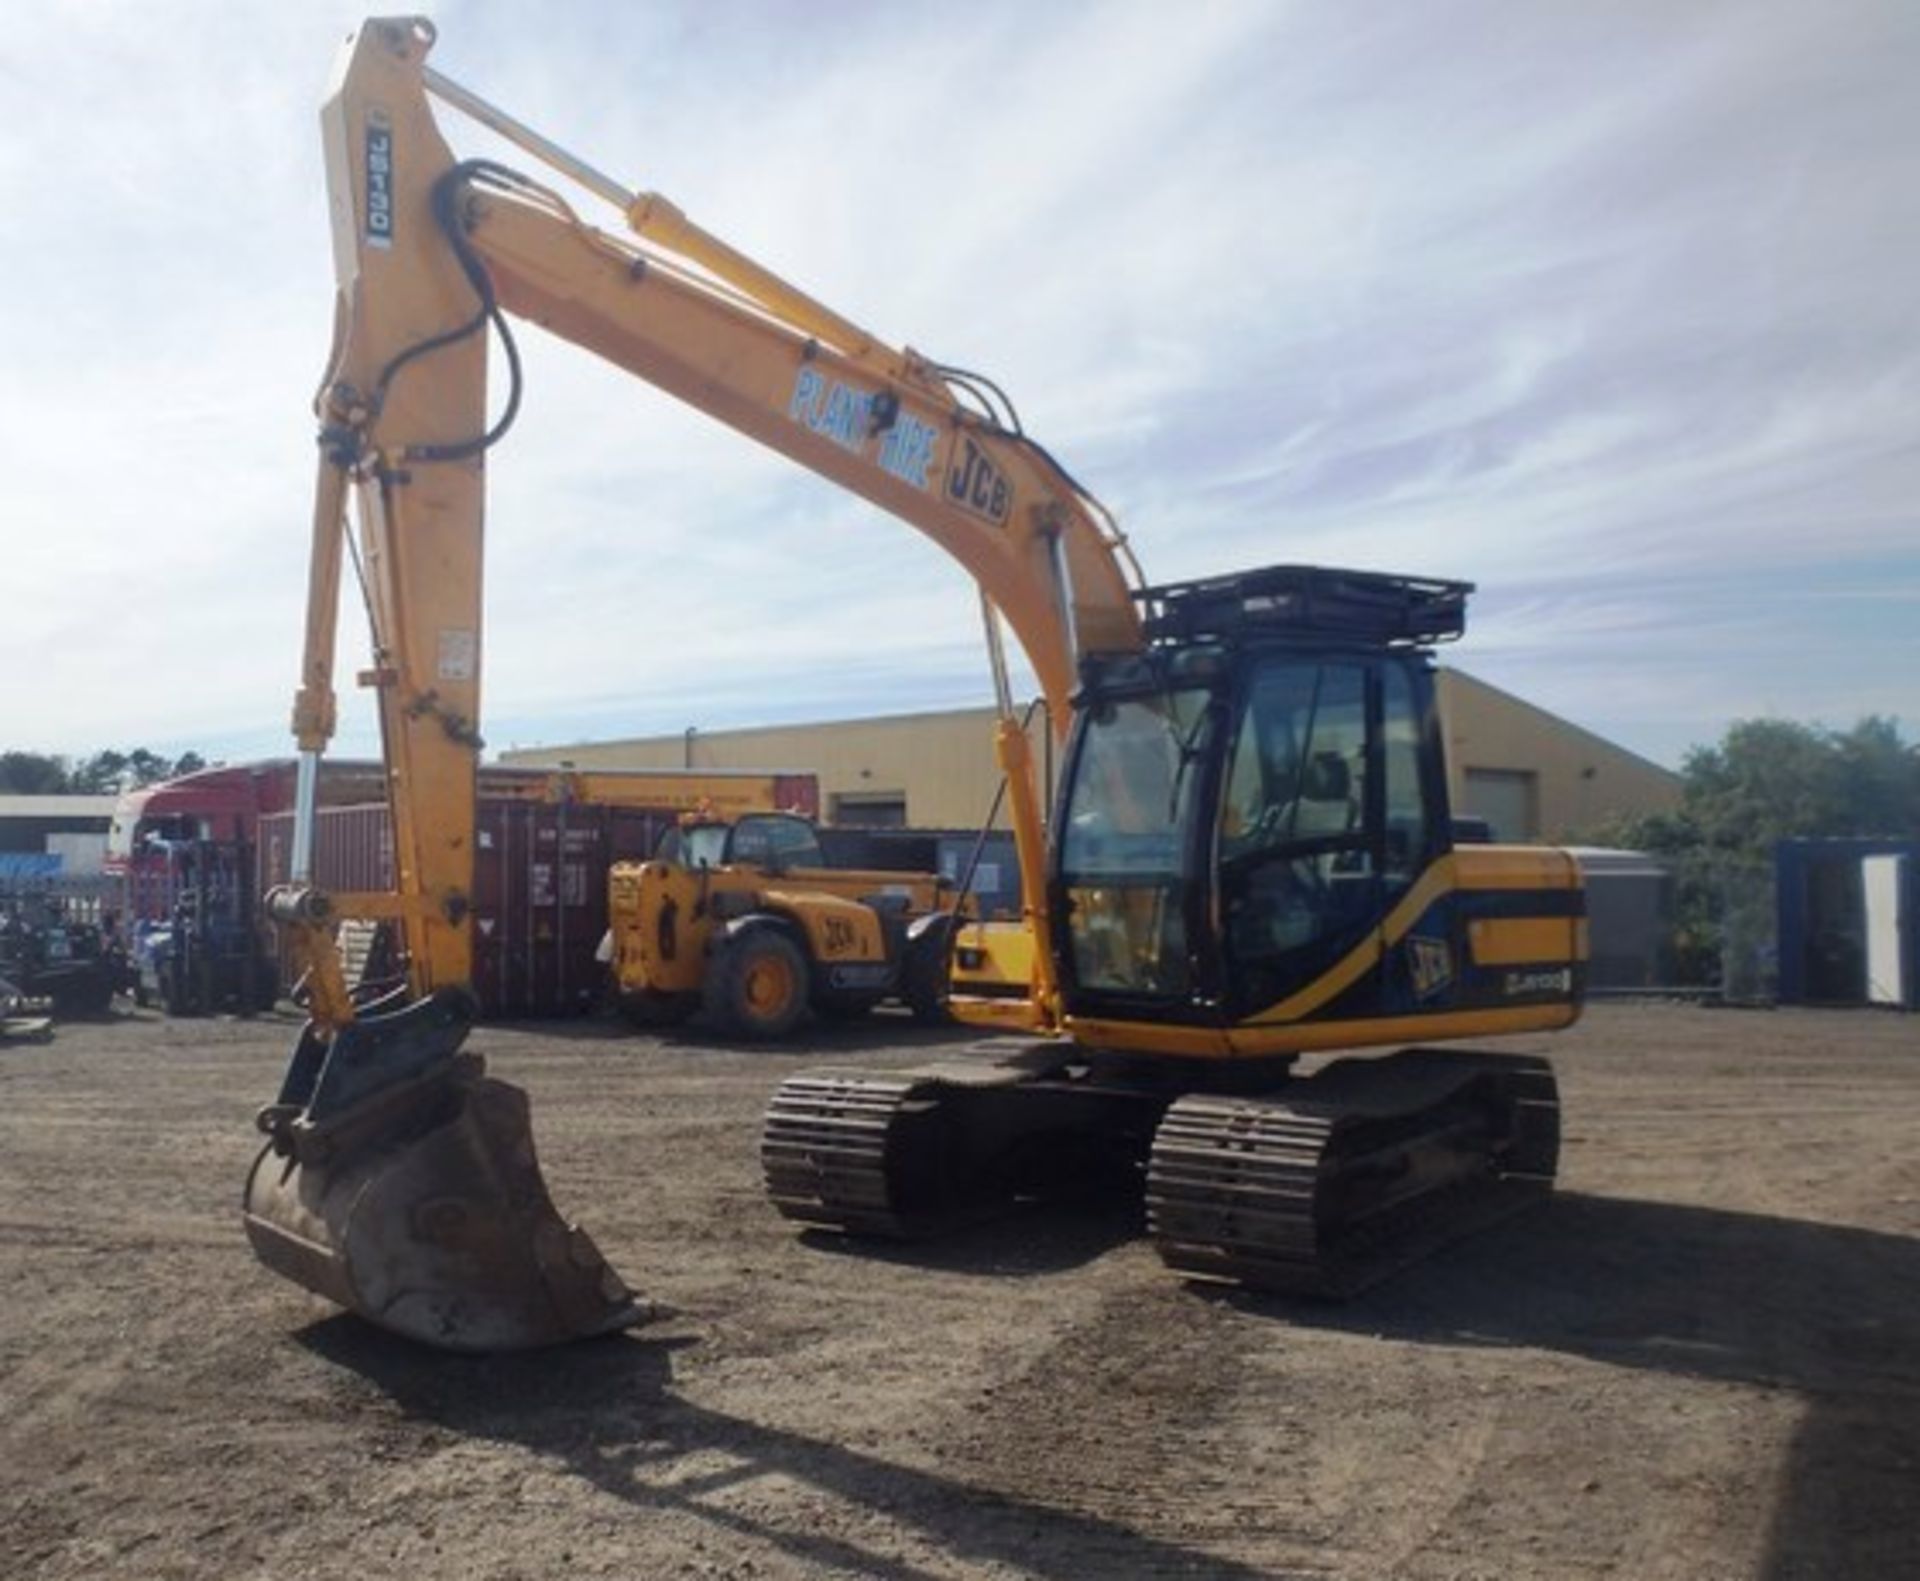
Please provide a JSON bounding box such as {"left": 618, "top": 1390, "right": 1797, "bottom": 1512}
{"left": 2, "top": 1001, "right": 1917, "bottom": 1580}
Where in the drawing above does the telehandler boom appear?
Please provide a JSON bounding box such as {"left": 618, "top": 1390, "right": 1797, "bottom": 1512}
{"left": 244, "top": 17, "right": 1584, "bottom": 1351}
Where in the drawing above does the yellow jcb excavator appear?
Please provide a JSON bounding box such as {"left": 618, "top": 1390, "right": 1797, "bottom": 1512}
{"left": 243, "top": 17, "right": 1584, "bottom": 1351}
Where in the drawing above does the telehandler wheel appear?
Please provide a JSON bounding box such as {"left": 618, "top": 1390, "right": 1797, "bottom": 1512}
{"left": 705, "top": 929, "right": 810, "bottom": 1040}
{"left": 903, "top": 913, "right": 957, "bottom": 1025}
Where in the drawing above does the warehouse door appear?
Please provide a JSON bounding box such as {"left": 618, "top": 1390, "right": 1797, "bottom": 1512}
{"left": 1863, "top": 854, "right": 1911, "bottom": 1008}
{"left": 831, "top": 793, "right": 907, "bottom": 828}
{"left": 1461, "top": 769, "right": 1538, "bottom": 843}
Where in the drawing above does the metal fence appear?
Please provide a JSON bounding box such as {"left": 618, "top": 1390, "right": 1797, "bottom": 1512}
{"left": 0, "top": 874, "right": 124, "bottom": 933}
{"left": 1709, "top": 856, "right": 1778, "bottom": 1004}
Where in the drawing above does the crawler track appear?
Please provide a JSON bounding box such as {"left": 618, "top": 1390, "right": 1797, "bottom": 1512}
{"left": 1146, "top": 1051, "right": 1560, "bottom": 1297}
{"left": 761, "top": 1070, "right": 930, "bottom": 1237}
{"left": 767, "top": 1048, "right": 1560, "bottom": 1301}
{"left": 761, "top": 1045, "right": 1157, "bottom": 1238}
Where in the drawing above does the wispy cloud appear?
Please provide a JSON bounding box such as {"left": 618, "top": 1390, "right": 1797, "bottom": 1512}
{"left": 0, "top": 0, "right": 1912, "bottom": 771}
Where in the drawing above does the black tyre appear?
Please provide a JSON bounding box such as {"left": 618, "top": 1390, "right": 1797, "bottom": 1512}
{"left": 902, "top": 913, "right": 958, "bottom": 1025}
{"left": 703, "top": 929, "right": 810, "bottom": 1040}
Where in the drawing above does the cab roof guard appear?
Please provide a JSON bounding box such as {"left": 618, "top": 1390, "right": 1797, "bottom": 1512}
{"left": 1138, "top": 564, "right": 1471, "bottom": 650}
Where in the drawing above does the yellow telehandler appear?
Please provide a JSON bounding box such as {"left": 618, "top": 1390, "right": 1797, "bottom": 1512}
{"left": 605, "top": 811, "right": 951, "bottom": 1036}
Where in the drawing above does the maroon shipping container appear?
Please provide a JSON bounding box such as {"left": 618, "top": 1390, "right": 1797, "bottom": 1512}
{"left": 258, "top": 804, "right": 390, "bottom": 898}
{"left": 259, "top": 800, "right": 688, "bottom": 1018}
{"left": 469, "top": 800, "right": 681, "bottom": 1017}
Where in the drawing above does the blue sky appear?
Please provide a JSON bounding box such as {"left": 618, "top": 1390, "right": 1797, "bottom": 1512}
{"left": 1, "top": 0, "right": 1913, "bottom": 771}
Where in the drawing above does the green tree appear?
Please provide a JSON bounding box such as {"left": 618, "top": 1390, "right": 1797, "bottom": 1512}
{"left": 1827, "top": 717, "right": 1920, "bottom": 838}
{"left": 1678, "top": 716, "right": 1919, "bottom": 851}
{"left": 15, "top": 749, "right": 211, "bottom": 794}
{"left": 0, "top": 751, "right": 70, "bottom": 793}
{"left": 67, "top": 750, "right": 129, "bottom": 794}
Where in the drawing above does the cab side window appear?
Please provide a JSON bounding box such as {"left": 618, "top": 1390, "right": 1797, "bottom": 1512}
{"left": 1381, "top": 663, "right": 1433, "bottom": 888}
{"left": 729, "top": 821, "right": 771, "bottom": 864}
{"left": 733, "top": 815, "right": 823, "bottom": 870}
{"left": 765, "top": 817, "right": 825, "bottom": 869}
{"left": 1220, "top": 662, "right": 1369, "bottom": 865}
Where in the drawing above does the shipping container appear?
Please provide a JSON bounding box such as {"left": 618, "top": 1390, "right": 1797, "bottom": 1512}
{"left": 1565, "top": 847, "right": 1674, "bottom": 991}
{"left": 935, "top": 831, "right": 1024, "bottom": 921}
{"left": 816, "top": 826, "right": 942, "bottom": 873}
{"left": 815, "top": 825, "right": 1025, "bottom": 921}
{"left": 260, "top": 800, "right": 691, "bottom": 1017}
{"left": 1776, "top": 838, "right": 1919, "bottom": 1010}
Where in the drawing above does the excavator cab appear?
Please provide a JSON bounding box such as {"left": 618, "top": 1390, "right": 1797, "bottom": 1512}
{"left": 1053, "top": 566, "right": 1468, "bottom": 1030}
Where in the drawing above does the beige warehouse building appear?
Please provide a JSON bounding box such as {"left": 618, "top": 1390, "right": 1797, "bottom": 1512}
{"left": 502, "top": 668, "right": 1677, "bottom": 842}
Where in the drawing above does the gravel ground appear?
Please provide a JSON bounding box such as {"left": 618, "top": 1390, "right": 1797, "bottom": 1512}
{"left": 2, "top": 1001, "right": 1917, "bottom": 1580}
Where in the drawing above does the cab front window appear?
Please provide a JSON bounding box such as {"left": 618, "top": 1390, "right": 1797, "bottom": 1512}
{"left": 1058, "top": 687, "right": 1212, "bottom": 999}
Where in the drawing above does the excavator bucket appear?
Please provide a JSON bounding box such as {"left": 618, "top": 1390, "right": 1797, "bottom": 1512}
{"left": 242, "top": 990, "right": 643, "bottom": 1351}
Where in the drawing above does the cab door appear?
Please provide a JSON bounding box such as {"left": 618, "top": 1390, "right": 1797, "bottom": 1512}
{"left": 1217, "top": 654, "right": 1444, "bottom": 1021}
{"left": 1217, "top": 659, "right": 1376, "bottom": 1016}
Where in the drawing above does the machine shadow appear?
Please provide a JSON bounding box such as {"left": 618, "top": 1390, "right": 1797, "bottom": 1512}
{"left": 297, "top": 1318, "right": 1280, "bottom": 1581}
{"left": 662, "top": 1014, "right": 991, "bottom": 1058}
{"left": 1760, "top": 1384, "right": 1920, "bottom": 1579}
{"left": 798, "top": 1195, "right": 1141, "bottom": 1278}
{"left": 1213, "top": 1191, "right": 1920, "bottom": 1393}
{"left": 1208, "top": 1190, "right": 1920, "bottom": 1577}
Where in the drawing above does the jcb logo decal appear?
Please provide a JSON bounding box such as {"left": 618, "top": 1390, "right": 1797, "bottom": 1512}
{"left": 822, "top": 917, "right": 858, "bottom": 956}
{"left": 946, "top": 434, "right": 1011, "bottom": 525}
{"left": 1406, "top": 935, "right": 1453, "bottom": 999}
